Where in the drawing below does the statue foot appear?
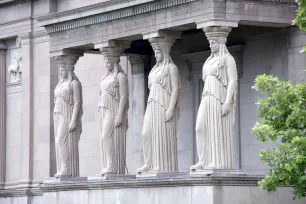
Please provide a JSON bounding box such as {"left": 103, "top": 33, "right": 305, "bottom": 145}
{"left": 100, "top": 168, "right": 115, "bottom": 175}
{"left": 54, "top": 171, "right": 69, "bottom": 178}
{"left": 136, "top": 165, "right": 150, "bottom": 173}
{"left": 190, "top": 162, "right": 203, "bottom": 171}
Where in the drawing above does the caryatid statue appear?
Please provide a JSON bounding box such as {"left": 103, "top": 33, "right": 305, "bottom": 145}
{"left": 54, "top": 55, "right": 83, "bottom": 177}
{"left": 191, "top": 26, "right": 238, "bottom": 171}
{"left": 99, "top": 46, "right": 128, "bottom": 175}
{"left": 137, "top": 32, "right": 181, "bottom": 173}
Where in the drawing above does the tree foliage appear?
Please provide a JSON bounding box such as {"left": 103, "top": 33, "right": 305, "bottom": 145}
{"left": 251, "top": 74, "right": 306, "bottom": 199}
{"left": 294, "top": 0, "right": 306, "bottom": 52}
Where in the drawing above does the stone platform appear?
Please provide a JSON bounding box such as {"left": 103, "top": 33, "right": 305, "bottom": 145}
{"left": 190, "top": 169, "right": 247, "bottom": 177}
{"left": 136, "top": 172, "right": 188, "bottom": 179}
{"left": 88, "top": 174, "right": 136, "bottom": 181}
{"left": 0, "top": 176, "right": 306, "bottom": 204}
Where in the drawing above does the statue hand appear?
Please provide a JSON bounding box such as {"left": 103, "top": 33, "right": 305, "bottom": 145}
{"left": 69, "top": 120, "right": 77, "bottom": 132}
{"left": 165, "top": 109, "right": 174, "bottom": 122}
{"left": 221, "top": 103, "right": 231, "bottom": 117}
{"left": 115, "top": 115, "right": 123, "bottom": 127}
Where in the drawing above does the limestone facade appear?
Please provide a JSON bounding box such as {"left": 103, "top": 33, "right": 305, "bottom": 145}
{"left": 0, "top": 0, "right": 306, "bottom": 203}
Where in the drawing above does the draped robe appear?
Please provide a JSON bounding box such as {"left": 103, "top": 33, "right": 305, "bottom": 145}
{"left": 196, "top": 55, "right": 237, "bottom": 169}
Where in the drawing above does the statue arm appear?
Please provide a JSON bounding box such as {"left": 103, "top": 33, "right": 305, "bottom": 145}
{"left": 69, "top": 81, "right": 82, "bottom": 132}
{"left": 224, "top": 55, "right": 238, "bottom": 104}
{"left": 115, "top": 74, "right": 128, "bottom": 127}
{"left": 165, "top": 64, "right": 180, "bottom": 122}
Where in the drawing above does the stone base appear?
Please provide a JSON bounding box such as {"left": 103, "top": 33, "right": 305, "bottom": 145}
{"left": 136, "top": 172, "right": 188, "bottom": 179}
{"left": 43, "top": 177, "right": 88, "bottom": 184}
{"left": 190, "top": 169, "right": 247, "bottom": 176}
{"left": 88, "top": 174, "right": 136, "bottom": 181}
{"left": 2, "top": 176, "right": 306, "bottom": 204}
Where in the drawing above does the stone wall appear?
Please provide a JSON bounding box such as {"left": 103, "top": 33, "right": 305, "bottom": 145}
{"left": 57, "top": 0, "right": 110, "bottom": 12}
{"left": 240, "top": 30, "right": 289, "bottom": 175}
{"left": 2, "top": 177, "right": 306, "bottom": 204}
{"left": 5, "top": 39, "right": 22, "bottom": 184}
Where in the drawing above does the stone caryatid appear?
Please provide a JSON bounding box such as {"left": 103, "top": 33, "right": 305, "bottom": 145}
{"left": 191, "top": 25, "right": 238, "bottom": 171}
{"left": 137, "top": 31, "right": 181, "bottom": 173}
{"left": 98, "top": 42, "right": 129, "bottom": 175}
{"left": 54, "top": 54, "right": 83, "bottom": 178}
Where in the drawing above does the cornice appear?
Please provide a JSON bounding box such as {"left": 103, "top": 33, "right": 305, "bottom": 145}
{"left": 0, "top": 17, "right": 32, "bottom": 27}
{"left": 37, "top": 0, "right": 200, "bottom": 34}
{"left": 36, "top": 0, "right": 156, "bottom": 26}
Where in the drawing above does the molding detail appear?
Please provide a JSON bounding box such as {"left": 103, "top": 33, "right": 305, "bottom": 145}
{"left": 41, "top": 0, "right": 199, "bottom": 34}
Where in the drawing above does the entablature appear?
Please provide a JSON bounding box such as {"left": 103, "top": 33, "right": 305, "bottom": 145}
{"left": 36, "top": 0, "right": 297, "bottom": 54}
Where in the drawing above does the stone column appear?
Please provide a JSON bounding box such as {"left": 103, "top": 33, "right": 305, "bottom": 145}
{"left": 191, "top": 19, "right": 245, "bottom": 174}
{"left": 128, "top": 54, "right": 148, "bottom": 170}
{"left": 95, "top": 40, "right": 130, "bottom": 174}
{"left": 51, "top": 49, "right": 84, "bottom": 177}
{"left": 0, "top": 41, "right": 7, "bottom": 188}
{"left": 18, "top": 33, "right": 34, "bottom": 187}
{"left": 136, "top": 30, "right": 181, "bottom": 173}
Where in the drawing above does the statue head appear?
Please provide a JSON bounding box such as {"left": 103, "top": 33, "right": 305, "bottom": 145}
{"left": 104, "top": 56, "right": 120, "bottom": 72}
{"left": 14, "top": 52, "right": 22, "bottom": 64}
{"left": 59, "top": 64, "right": 69, "bottom": 79}
{"left": 149, "top": 37, "right": 174, "bottom": 66}
{"left": 154, "top": 49, "right": 164, "bottom": 63}
{"left": 203, "top": 26, "right": 231, "bottom": 67}
{"left": 100, "top": 47, "right": 126, "bottom": 81}
{"left": 56, "top": 55, "right": 79, "bottom": 83}
{"left": 209, "top": 39, "right": 220, "bottom": 53}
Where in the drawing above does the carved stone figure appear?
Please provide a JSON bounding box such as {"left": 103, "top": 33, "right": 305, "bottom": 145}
{"left": 53, "top": 55, "right": 83, "bottom": 177}
{"left": 191, "top": 27, "right": 238, "bottom": 171}
{"left": 8, "top": 52, "right": 22, "bottom": 83}
{"left": 137, "top": 35, "right": 180, "bottom": 173}
{"left": 99, "top": 47, "right": 128, "bottom": 175}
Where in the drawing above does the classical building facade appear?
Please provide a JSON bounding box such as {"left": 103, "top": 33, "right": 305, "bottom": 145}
{"left": 0, "top": 0, "right": 306, "bottom": 203}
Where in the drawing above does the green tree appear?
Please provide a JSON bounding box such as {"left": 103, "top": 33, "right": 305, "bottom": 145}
{"left": 251, "top": 74, "right": 306, "bottom": 199}
{"left": 251, "top": 2, "right": 306, "bottom": 199}
{"left": 295, "top": 0, "right": 306, "bottom": 52}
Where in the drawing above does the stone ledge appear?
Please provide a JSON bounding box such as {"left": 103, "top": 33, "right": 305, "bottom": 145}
{"left": 40, "top": 176, "right": 263, "bottom": 193}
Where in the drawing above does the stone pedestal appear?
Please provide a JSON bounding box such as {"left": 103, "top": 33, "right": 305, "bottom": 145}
{"left": 136, "top": 172, "right": 188, "bottom": 179}
{"left": 88, "top": 174, "right": 136, "bottom": 181}
{"left": 43, "top": 177, "right": 88, "bottom": 184}
{"left": 190, "top": 169, "right": 247, "bottom": 177}
{"left": 10, "top": 176, "right": 303, "bottom": 204}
